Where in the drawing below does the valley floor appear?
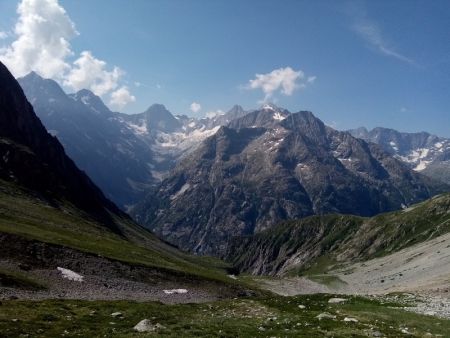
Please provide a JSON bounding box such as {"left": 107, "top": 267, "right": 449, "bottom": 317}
{"left": 252, "top": 231, "right": 450, "bottom": 321}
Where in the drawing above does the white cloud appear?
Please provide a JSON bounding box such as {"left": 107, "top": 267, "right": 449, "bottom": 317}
{"left": 109, "top": 86, "right": 136, "bottom": 110}
{"left": 0, "top": 0, "right": 78, "bottom": 78}
{"left": 64, "top": 51, "right": 123, "bottom": 96}
{"left": 0, "top": 31, "right": 8, "bottom": 39}
{"left": 0, "top": 0, "right": 135, "bottom": 110}
{"left": 190, "top": 102, "right": 201, "bottom": 113}
{"left": 246, "top": 67, "right": 314, "bottom": 102}
{"left": 205, "top": 110, "right": 225, "bottom": 119}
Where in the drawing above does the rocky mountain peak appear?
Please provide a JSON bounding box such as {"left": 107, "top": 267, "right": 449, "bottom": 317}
{"left": 18, "top": 71, "right": 67, "bottom": 104}
{"left": 141, "top": 103, "right": 181, "bottom": 132}
{"left": 69, "top": 89, "right": 112, "bottom": 116}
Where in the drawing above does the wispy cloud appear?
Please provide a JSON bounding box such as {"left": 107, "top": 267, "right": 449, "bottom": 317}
{"left": 353, "top": 21, "right": 415, "bottom": 65}
{"left": 348, "top": 3, "right": 415, "bottom": 66}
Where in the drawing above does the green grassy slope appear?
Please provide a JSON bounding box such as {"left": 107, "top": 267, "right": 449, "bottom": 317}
{"left": 226, "top": 193, "right": 450, "bottom": 275}
{"left": 0, "top": 178, "right": 235, "bottom": 284}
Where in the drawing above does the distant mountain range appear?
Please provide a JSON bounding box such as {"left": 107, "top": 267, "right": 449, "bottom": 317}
{"left": 349, "top": 127, "right": 450, "bottom": 185}
{"left": 18, "top": 72, "right": 247, "bottom": 208}
{"left": 15, "top": 71, "right": 450, "bottom": 258}
{"left": 132, "top": 104, "right": 447, "bottom": 256}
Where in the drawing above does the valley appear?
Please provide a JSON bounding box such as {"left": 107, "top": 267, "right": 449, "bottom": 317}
{"left": 0, "top": 0, "right": 449, "bottom": 333}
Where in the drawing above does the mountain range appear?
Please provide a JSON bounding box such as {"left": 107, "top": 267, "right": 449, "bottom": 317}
{"left": 0, "top": 60, "right": 248, "bottom": 304}
{"left": 13, "top": 71, "right": 450, "bottom": 259}
{"left": 132, "top": 105, "right": 447, "bottom": 256}
{"left": 18, "top": 72, "right": 247, "bottom": 208}
{"left": 349, "top": 127, "right": 450, "bottom": 185}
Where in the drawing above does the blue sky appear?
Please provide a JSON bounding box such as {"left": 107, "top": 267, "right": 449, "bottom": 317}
{"left": 0, "top": 0, "right": 449, "bottom": 136}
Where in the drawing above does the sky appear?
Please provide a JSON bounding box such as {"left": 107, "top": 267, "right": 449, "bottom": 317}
{"left": 0, "top": 0, "right": 449, "bottom": 137}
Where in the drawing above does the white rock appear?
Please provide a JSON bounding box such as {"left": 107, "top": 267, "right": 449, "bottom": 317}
{"left": 298, "top": 305, "right": 306, "bottom": 309}
{"left": 328, "top": 298, "right": 347, "bottom": 304}
{"left": 111, "top": 312, "right": 123, "bottom": 318}
{"left": 344, "top": 317, "right": 358, "bottom": 322}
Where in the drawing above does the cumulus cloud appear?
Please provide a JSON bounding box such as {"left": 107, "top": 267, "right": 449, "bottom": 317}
{"left": 0, "top": 0, "right": 135, "bottom": 110}
{"left": 190, "top": 102, "right": 201, "bottom": 113}
{"left": 109, "top": 86, "right": 136, "bottom": 110}
{"left": 0, "top": 31, "right": 8, "bottom": 39}
{"left": 246, "top": 67, "right": 314, "bottom": 102}
{"left": 64, "top": 51, "right": 123, "bottom": 96}
{"left": 0, "top": 0, "right": 78, "bottom": 78}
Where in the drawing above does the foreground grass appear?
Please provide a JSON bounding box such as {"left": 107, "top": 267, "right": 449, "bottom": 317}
{"left": 0, "top": 294, "right": 448, "bottom": 337}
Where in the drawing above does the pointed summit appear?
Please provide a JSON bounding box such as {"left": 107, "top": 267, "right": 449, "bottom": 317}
{"left": 69, "top": 89, "right": 112, "bottom": 116}
{"left": 140, "top": 104, "right": 181, "bottom": 132}
{"left": 18, "top": 71, "right": 67, "bottom": 102}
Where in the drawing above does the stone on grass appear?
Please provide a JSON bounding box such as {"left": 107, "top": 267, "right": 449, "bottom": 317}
{"left": 111, "top": 312, "right": 123, "bottom": 318}
{"left": 133, "top": 319, "right": 166, "bottom": 333}
{"left": 298, "top": 305, "right": 306, "bottom": 309}
{"left": 328, "top": 298, "right": 347, "bottom": 304}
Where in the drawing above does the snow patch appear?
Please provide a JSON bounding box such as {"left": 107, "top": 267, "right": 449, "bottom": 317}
{"left": 57, "top": 267, "right": 84, "bottom": 282}
{"left": 273, "top": 112, "right": 286, "bottom": 121}
{"left": 163, "top": 289, "right": 188, "bottom": 295}
{"left": 414, "top": 160, "right": 431, "bottom": 171}
{"left": 170, "top": 183, "right": 190, "bottom": 200}
{"left": 128, "top": 122, "right": 148, "bottom": 135}
{"left": 262, "top": 104, "right": 275, "bottom": 111}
